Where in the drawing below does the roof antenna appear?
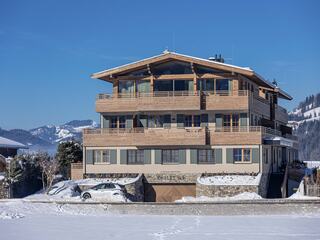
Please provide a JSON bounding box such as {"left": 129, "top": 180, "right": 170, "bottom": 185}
{"left": 272, "top": 78, "right": 278, "bottom": 87}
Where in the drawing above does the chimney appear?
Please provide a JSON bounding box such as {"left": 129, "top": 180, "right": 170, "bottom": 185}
{"left": 208, "top": 54, "right": 225, "bottom": 63}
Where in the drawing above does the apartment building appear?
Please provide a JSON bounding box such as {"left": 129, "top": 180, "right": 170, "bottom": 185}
{"left": 82, "top": 51, "right": 298, "bottom": 201}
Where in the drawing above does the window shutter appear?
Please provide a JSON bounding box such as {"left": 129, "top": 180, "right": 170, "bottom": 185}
{"left": 110, "top": 150, "right": 117, "bottom": 164}
{"left": 179, "top": 150, "right": 186, "bottom": 164}
{"left": 200, "top": 114, "right": 208, "bottom": 127}
{"left": 120, "top": 150, "right": 127, "bottom": 164}
{"left": 126, "top": 116, "right": 133, "bottom": 128}
{"left": 215, "top": 114, "right": 223, "bottom": 128}
{"left": 226, "top": 148, "right": 234, "bottom": 164}
{"left": 214, "top": 149, "right": 222, "bottom": 164}
{"left": 190, "top": 149, "right": 198, "bottom": 164}
{"left": 240, "top": 113, "right": 248, "bottom": 127}
{"left": 155, "top": 150, "right": 162, "bottom": 164}
{"left": 86, "top": 150, "right": 94, "bottom": 164}
{"left": 252, "top": 148, "right": 260, "bottom": 163}
{"left": 103, "top": 116, "right": 110, "bottom": 128}
{"left": 144, "top": 149, "right": 151, "bottom": 164}
{"left": 163, "top": 115, "right": 171, "bottom": 129}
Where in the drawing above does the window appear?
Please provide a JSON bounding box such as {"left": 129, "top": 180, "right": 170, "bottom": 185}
{"left": 233, "top": 148, "right": 252, "bottom": 163}
{"left": 194, "top": 115, "right": 201, "bottom": 127}
{"left": 216, "top": 79, "right": 230, "bottom": 92}
{"left": 201, "top": 114, "right": 208, "bottom": 127}
{"left": 185, "top": 115, "right": 192, "bottom": 127}
{"left": 223, "top": 115, "right": 231, "bottom": 128}
{"left": 118, "top": 80, "right": 135, "bottom": 96}
{"left": 154, "top": 80, "right": 173, "bottom": 92}
{"left": 232, "top": 114, "right": 239, "bottom": 129}
{"left": 93, "top": 150, "right": 111, "bottom": 164}
{"left": 162, "top": 150, "right": 179, "bottom": 164}
{"left": 127, "top": 150, "right": 144, "bottom": 164}
{"left": 119, "top": 116, "right": 126, "bottom": 129}
{"left": 198, "top": 149, "right": 215, "bottom": 164}
{"left": 110, "top": 116, "right": 117, "bottom": 128}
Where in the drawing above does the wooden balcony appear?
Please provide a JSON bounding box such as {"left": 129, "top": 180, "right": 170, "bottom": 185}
{"left": 209, "top": 126, "right": 281, "bottom": 145}
{"left": 96, "top": 91, "right": 201, "bottom": 113}
{"left": 83, "top": 127, "right": 206, "bottom": 147}
{"left": 251, "top": 95, "right": 271, "bottom": 118}
{"left": 275, "top": 105, "right": 288, "bottom": 123}
{"left": 204, "top": 90, "right": 250, "bottom": 111}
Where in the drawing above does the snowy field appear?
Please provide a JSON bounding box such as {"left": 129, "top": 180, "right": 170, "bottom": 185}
{"left": 1, "top": 200, "right": 320, "bottom": 240}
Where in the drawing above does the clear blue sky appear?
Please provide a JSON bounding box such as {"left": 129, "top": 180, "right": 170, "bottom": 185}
{"left": 0, "top": 0, "right": 319, "bottom": 129}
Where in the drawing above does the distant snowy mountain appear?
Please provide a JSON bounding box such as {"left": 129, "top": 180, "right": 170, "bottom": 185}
{"left": 288, "top": 93, "right": 320, "bottom": 161}
{"left": 0, "top": 120, "right": 98, "bottom": 154}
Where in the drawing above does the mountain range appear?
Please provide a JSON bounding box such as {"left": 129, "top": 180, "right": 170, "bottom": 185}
{"left": 0, "top": 120, "right": 98, "bottom": 154}
{"left": 289, "top": 92, "right": 320, "bottom": 162}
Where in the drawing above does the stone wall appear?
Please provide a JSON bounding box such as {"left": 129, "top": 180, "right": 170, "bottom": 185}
{"left": 144, "top": 173, "right": 200, "bottom": 184}
{"left": 0, "top": 179, "right": 9, "bottom": 199}
{"left": 196, "top": 173, "right": 270, "bottom": 198}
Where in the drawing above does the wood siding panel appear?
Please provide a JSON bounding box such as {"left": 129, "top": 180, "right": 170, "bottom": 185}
{"left": 96, "top": 95, "right": 201, "bottom": 112}
{"left": 205, "top": 95, "right": 249, "bottom": 111}
{"left": 210, "top": 131, "right": 262, "bottom": 145}
{"left": 83, "top": 128, "right": 206, "bottom": 147}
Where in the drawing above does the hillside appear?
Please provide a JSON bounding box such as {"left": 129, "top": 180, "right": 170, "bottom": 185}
{"left": 0, "top": 120, "right": 98, "bottom": 154}
{"left": 289, "top": 92, "right": 320, "bottom": 161}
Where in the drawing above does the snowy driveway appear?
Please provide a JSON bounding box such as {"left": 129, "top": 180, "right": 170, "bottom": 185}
{"left": 0, "top": 201, "right": 320, "bottom": 240}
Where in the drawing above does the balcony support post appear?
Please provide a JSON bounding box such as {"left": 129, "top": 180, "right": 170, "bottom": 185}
{"left": 113, "top": 78, "right": 118, "bottom": 98}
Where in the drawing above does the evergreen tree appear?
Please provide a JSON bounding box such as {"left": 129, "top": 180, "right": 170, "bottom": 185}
{"left": 56, "top": 140, "right": 82, "bottom": 179}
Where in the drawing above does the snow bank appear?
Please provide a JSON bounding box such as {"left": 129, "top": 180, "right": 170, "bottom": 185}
{"left": 176, "top": 192, "right": 262, "bottom": 203}
{"left": 75, "top": 175, "right": 141, "bottom": 186}
{"left": 198, "top": 174, "right": 261, "bottom": 186}
{"left": 289, "top": 180, "right": 320, "bottom": 200}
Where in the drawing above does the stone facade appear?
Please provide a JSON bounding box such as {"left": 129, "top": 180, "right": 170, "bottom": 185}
{"left": 196, "top": 173, "right": 270, "bottom": 198}
{"left": 143, "top": 173, "right": 200, "bottom": 184}
{"left": 0, "top": 179, "right": 10, "bottom": 199}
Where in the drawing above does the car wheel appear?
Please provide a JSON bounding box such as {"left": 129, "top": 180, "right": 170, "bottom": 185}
{"left": 82, "top": 193, "right": 91, "bottom": 199}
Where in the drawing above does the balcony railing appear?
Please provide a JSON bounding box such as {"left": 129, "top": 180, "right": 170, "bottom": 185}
{"left": 97, "top": 91, "right": 200, "bottom": 100}
{"left": 83, "top": 127, "right": 206, "bottom": 147}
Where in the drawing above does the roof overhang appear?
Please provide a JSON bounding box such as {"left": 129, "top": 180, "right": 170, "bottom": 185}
{"left": 91, "top": 51, "right": 292, "bottom": 100}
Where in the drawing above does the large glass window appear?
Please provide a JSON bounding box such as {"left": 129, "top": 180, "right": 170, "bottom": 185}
{"left": 136, "top": 80, "right": 150, "bottom": 95}
{"left": 198, "top": 149, "right": 215, "bottom": 164}
{"left": 110, "top": 116, "right": 117, "bottom": 128}
{"left": 185, "top": 115, "right": 192, "bottom": 127}
{"left": 154, "top": 80, "right": 173, "bottom": 92}
{"left": 216, "top": 79, "right": 230, "bottom": 92}
{"left": 197, "top": 79, "right": 215, "bottom": 92}
{"left": 127, "top": 150, "right": 144, "bottom": 164}
{"left": 194, "top": 115, "right": 201, "bottom": 127}
{"left": 174, "top": 80, "right": 194, "bottom": 92}
{"left": 119, "top": 116, "right": 126, "bottom": 129}
{"left": 118, "top": 80, "right": 135, "bottom": 96}
{"left": 162, "top": 150, "right": 180, "bottom": 164}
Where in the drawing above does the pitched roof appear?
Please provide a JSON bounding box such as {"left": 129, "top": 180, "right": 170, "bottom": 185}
{"left": 0, "top": 136, "right": 28, "bottom": 149}
{"left": 92, "top": 51, "right": 292, "bottom": 100}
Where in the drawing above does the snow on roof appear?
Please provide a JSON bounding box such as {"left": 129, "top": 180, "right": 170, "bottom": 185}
{"left": 0, "top": 136, "right": 28, "bottom": 149}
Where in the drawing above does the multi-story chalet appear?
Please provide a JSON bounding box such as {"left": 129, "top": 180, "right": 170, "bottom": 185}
{"left": 83, "top": 51, "right": 298, "bottom": 201}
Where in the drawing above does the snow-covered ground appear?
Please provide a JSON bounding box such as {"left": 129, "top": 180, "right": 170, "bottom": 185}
{"left": 0, "top": 200, "right": 320, "bottom": 240}
{"left": 176, "top": 192, "right": 262, "bottom": 202}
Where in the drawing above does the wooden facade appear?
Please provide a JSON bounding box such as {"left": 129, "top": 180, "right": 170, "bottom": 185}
{"left": 83, "top": 51, "right": 297, "bottom": 179}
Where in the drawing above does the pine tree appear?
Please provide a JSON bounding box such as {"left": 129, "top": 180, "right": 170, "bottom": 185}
{"left": 56, "top": 140, "right": 82, "bottom": 179}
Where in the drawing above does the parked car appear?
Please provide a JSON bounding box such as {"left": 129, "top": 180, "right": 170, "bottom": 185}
{"left": 81, "top": 183, "right": 127, "bottom": 201}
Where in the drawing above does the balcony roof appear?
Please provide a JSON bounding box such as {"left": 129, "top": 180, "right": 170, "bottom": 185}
{"left": 91, "top": 51, "right": 292, "bottom": 100}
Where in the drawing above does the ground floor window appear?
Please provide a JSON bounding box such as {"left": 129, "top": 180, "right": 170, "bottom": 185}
{"left": 127, "top": 150, "right": 144, "bottom": 164}
{"left": 233, "top": 148, "right": 251, "bottom": 163}
{"left": 162, "top": 149, "right": 179, "bottom": 164}
{"left": 93, "top": 150, "right": 111, "bottom": 164}
{"left": 198, "top": 149, "right": 215, "bottom": 164}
